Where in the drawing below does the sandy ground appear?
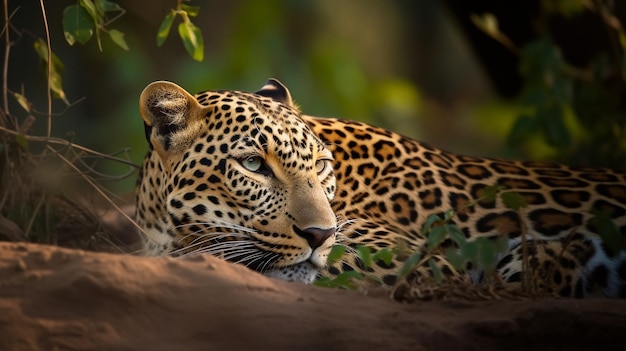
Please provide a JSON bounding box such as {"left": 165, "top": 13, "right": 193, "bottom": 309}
{"left": 1, "top": 242, "right": 626, "bottom": 351}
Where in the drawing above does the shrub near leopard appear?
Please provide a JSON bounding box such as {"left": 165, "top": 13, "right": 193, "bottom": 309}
{"left": 136, "top": 79, "right": 626, "bottom": 297}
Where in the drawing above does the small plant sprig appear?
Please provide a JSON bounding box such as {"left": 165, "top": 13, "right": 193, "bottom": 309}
{"left": 315, "top": 184, "right": 528, "bottom": 291}
{"left": 156, "top": 0, "right": 204, "bottom": 62}
{"left": 588, "top": 209, "right": 622, "bottom": 257}
{"left": 396, "top": 185, "right": 526, "bottom": 284}
{"left": 62, "top": 0, "right": 128, "bottom": 51}
{"left": 57, "top": 0, "right": 128, "bottom": 109}
{"left": 314, "top": 245, "right": 394, "bottom": 289}
{"left": 32, "top": 39, "right": 69, "bottom": 106}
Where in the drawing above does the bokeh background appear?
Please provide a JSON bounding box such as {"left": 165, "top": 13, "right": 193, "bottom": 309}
{"left": 3, "top": 0, "right": 626, "bottom": 194}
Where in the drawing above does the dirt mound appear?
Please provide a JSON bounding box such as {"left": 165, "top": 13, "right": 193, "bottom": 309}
{"left": 1, "top": 242, "right": 625, "bottom": 351}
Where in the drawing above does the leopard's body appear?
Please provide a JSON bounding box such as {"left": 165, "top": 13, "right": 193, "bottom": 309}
{"left": 136, "top": 79, "right": 626, "bottom": 297}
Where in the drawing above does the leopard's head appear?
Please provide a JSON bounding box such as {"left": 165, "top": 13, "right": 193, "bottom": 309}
{"left": 136, "top": 79, "right": 337, "bottom": 282}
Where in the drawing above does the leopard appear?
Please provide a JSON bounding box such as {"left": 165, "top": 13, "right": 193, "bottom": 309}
{"left": 135, "top": 78, "right": 626, "bottom": 298}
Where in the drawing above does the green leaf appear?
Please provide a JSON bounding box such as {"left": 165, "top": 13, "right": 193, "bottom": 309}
{"left": 181, "top": 4, "right": 201, "bottom": 17}
{"left": 476, "top": 238, "right": 498, "bottom": 274}
{"left": 421, "top": 214, "right": 442, "bottom": 235}
{"left": 446, "top": 225, "right": 467, "bottom": 247}
{"left": 62, "top": 4, "right": 94, "bottom": 45}
{"left": 398, "top": 252, "right": 422, "bottom": 280}
{"left": 461, "top": 240, "right": 478, "bottom": 264}
{"left": 108, "top": 29, "right": 129, "bottom": 50}
{"left": 428, "top": 258, "right": 443, "bottom": 283}
{"left": 49, "top": 73, "right": 68, "bottom": 104}
{"left": 319, "top": 271, "right": 364, "bottom": 290}
{"left": 588, "top": 211, "right": 622, "bottom": 257}
{"left": 12, "top": 92, "right": 31, "bottom": 113}
{"left": 33, "top": 39, "right": 69, "bottom": 105}
{"left": 542, "top": 0, "right": 585, "bottom": 17}
{"left": 445, "top": 248, "right": 466, "bottom": 270}
{"left": 507, "top": 114, "right": 538, "bottom": 147}
{"left": 481, "top": 184, "right": 503, "bottom": 203}
{"left": 520, "top": 38, "right": 563, "bottom": 80}
{"left": 335, "top": 270, "right": 364, "bottom": 281}
{"left": 540, "top": 105, "right": 571, "bottom": 148}
{"left": 312, "top": 277, "right": 334, "bottom": 288}
{"left": 79, "top": 0, "right": 99, "bottom": 23}
{"left": 470, "top": 13, "right": 499, "bottom": 38}
{"left": 425, "top": 225, "right": 447, "bottom": 253}
{"left": 157, "top": 11, "right": 176, "bottom": 47}
{"left": 443, "top": 209, "right": 455, "bottom": 221}
{"left": 521, "top": 88, "right": 548, "bottom": 106}
{"left": 500, "top": 191, "right": 528, "bottom": 211}
{"left": 313, "top": 271, "right": 364, "bottom": 290}
{"left": 372, "top": 248, "right": 394, "bottom": 266}
{"left": 178, "top": 20, "right": 204, "bottom": 61}
{"left": 15, "top": 134, "right": 28, "bottom": 150}
{"left": 551, "top": 76, "right": 573, "bottom": 104}
{"left": 493, "top": 235, "right": 509, "bottom": 254}
{"left": 356, "top": 245, "right": 372, "bottom": 269}
{"left": 326, "top": 245, "right": 346, "bottom": 265}
{"left": 95, "top": 0, "right": 123, "bottom": 13}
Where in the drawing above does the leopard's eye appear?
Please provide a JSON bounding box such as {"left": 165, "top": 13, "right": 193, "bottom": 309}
{"left": 241, "top": 156, "right": 263, "bottom": 172}
{"left": 239, "top": 156, "right": 273, "bottom": 176}
{"left": 315, "top": 159, "right": 329, "bottom": 175}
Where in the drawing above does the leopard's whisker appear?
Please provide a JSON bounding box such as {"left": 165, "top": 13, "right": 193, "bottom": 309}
{"left": 175, "top": 240, "right": 255, "bottom": 257}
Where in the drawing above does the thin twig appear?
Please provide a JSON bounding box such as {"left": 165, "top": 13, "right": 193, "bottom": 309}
{"left": 22, "top": 192, "right": 46, "bottom": 239}
{"left": 2, "top": 0, "right": 10, "bottom": 119}
{"left": 38, "top": 0, "right": 52, "bottom": 137}
{"left": 15, "top": 95, "right": 87, "bottom": 117}
{"left": 0, "top": 4, "right": 23, "bottom": 130}
{"left": 0, "top": 126, "right": 140, "bottom": 169}
{"left": 45, "top": 144, "right": 154, "bottom": 243}
{"left": 102, "top": 7, "right": 126, "bottom": 27}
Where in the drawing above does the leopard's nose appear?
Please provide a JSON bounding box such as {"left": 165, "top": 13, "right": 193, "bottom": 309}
{"left": 294, "top": 226, "right": 336, "bottom": 250}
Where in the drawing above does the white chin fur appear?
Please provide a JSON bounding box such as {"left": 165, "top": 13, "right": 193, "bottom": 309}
{"left": 264, "top": 262, "right": 319, "bottom": 284}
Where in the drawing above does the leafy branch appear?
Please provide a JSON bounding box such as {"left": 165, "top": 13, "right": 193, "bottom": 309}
{"left": 472, "top": 1, "right": 626, "bottom": 168}
{"left": 315, "top": 184, "right": 525, "bottom": 291}
{"left": 156, "top": 0, "right": 204, "bottom": 62}
{"left": 0, "top": 0, "right": 146, "bottom": 246}
{"left": 314, "top": 244, "right": 394, "bottom": 289}
{"left": 63, "top": 0, "right": 128, "bottom": 51}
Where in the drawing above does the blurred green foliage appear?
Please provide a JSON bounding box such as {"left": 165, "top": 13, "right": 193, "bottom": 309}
{"left": 474, "top": 1, "right": 626, "bottom": 169}
{"left": 2, "top": 0, "right": 625, "bottom": 199}
{"left": 71, "top": 0, "right": 425, "bottom": 192}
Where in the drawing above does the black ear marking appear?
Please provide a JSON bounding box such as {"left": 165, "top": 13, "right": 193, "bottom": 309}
{"left": 255, "top": 78, "right": 294, "bottom": 107}
{"left": 144, "top": 123, "right": 153, "bottom": 143}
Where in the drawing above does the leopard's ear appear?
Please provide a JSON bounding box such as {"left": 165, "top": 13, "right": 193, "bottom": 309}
{"left": 139, "top": 81, "right": 204, "bottom": 162}
{"left": 255, "top": 78, "right": 294, "bottom": 108}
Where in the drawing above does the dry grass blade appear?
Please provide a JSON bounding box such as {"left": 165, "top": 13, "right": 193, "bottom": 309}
{"left": 38, "top": 0, "right": 51, "bottom": 137}
{"left": 0, "top": 126, "right": 139, "bottom": 169}
{"left": 45, "top": 144, "right": 153, "bottom": 243}
{"left": 0, "top": 0, "right": 143, "bottom": 252}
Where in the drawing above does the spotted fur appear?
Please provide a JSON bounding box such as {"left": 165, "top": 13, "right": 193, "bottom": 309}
{"left": 136, "top": 79, "right": 626, "bottom": 297}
